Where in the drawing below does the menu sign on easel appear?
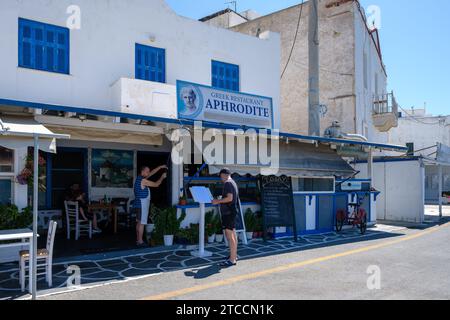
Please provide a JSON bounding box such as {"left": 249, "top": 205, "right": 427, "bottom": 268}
{"left": 259, "top": 175, "right": 297, "bottom": 241}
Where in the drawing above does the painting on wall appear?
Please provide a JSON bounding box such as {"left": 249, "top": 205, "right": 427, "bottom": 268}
{"left": 91, "top": 149, "right": 134, "bottom": 188}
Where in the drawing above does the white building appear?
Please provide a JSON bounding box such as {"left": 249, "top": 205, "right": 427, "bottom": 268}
{"left": 388, "top": 108, "right": 450, "bottom": 204}
{"left": 0, "top": 0, "right": 280, "bottom": 211}
{"left": 0, "top": 0, "right": 407, "bottom": 264}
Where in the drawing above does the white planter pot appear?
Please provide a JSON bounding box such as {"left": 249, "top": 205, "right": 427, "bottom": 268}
{"left": 164, "top": 235, "right": 174, "bottom": 246}
{"left": 208, "top": 235, "right": 216, "bottom": 244}
{"left": 215, "top": 234, "right": 224, "bottom": 243}
{"left": 146, "top": 224, "right": 155, "bottom": 234}
{"left": 246, "top": 232, "right": 253, "bottom": 240}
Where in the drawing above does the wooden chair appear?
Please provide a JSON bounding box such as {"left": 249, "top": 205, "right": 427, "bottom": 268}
{"left": 64, "top": 201, "right": 92, "bottom": 240}
{"left": 19, "top": 220, "right": 57, "bottom": 292}
{"left": 113, "top": 198, "right": 130, "bottom": 228}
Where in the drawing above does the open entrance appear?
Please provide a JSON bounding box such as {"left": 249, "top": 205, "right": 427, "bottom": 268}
{"left": 137, "top": 152, "right": 171, "bottom": 208}
{"left": 49, "top": 148, "right": 88, "bottom": 209}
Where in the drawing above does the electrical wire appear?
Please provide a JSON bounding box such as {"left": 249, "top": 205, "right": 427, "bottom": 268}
{"left": 399, "top": 105, "right": 445, "bottom": 125}
{"left": 281, "top": 0, "right": 305, "bottom": 79}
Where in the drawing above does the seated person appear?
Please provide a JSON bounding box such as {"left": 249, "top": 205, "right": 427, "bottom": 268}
{"left": 72, "top": 189, "right": 102, "bottom": 234}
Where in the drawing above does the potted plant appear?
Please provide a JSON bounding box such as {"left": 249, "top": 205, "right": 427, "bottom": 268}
{"left": 254, "top": 211, "right": 263, "bottom": 238}
{"left": 0, "top": 205, "right": 33, "bottom": 263}
{"left": 145, "top": 205, "right": 160, "bottom": 239}
{"left": 215, "top": 212, "right": 224, "bottom": 243}
{"left": 154, "top": 207, "right": 186, "bottom": 246}
{"left": 244, "top": 208, "right": 256, "bottom": 240}
{"left": 179, "top": 194, "right": 187, "bottom": 206}
{"left": 205, "top": 210, "right": 216, "bottom": 244}
{"left": 175, "top": 227, "right": 191, "bottom": 245}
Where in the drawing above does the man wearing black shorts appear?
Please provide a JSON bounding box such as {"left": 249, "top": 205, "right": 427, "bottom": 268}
{"left": 212, "top": 168, "right": 239, "bottom": 267}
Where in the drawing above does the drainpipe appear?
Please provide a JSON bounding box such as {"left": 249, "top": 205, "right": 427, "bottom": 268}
{"left": 308, "top": 0, "right": 321, "bottom": 136}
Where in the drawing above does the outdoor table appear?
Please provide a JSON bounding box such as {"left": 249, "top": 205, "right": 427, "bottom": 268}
{"left": 88, "top": 203, "right": 118, "bottom": 234}
{"left": 0, "top": 229, "right": 34, "bottom": 294}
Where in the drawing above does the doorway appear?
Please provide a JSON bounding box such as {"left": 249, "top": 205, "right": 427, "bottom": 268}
{"left": 49, "top": 148, "right": 88, "bottom": 209}
{"left": 137, "top": 152, "right": 171, "bottom": 208}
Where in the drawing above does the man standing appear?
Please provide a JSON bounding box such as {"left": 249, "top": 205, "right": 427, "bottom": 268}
{"left": 212, "top": 168, "right": 239, "bottom": 267}
{"left": 133, "top": 165, "right": 167, "bottom": 247}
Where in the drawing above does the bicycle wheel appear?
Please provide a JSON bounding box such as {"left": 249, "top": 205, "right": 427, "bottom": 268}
{"left": 358, "top": 209, "right": 367, "bottom": 235}
{"left": 335, "top": 210, "right": 346, "bottom": 232}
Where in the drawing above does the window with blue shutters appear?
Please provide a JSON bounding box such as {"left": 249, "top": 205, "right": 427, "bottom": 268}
{"left": 212, "top": 60, "right": 240, "bottom": 91}
{"left": 18, "top": 18, "right": 70, "bottom": 74}
{"left": 135, "top": 44, "right": 166, "bottom": 83}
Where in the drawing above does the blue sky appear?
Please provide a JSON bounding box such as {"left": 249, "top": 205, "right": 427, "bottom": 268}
{"left": 166, "top": 0, "right": 450, "bottom": 116}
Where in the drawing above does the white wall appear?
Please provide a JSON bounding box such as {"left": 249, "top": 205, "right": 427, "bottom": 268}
{"left": 0, "top": 0, "right": 281, "bottom": 129}
{"left": 356, "top": 160, "right": 425, "bottom": 223}
{"left": 388, "top": 115, "right": 450, "bottom": 154}
{"left": 353, "top": 10, "right": 389, "bottom": 144}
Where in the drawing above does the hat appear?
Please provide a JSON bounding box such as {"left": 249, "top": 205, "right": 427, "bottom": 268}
{"left": 219, "top": 168, "right": 231, "bottom": 176}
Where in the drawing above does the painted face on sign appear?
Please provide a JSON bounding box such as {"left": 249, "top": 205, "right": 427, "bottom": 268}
{"left": 180, "top": 87, "right": 197, "bottom": 113}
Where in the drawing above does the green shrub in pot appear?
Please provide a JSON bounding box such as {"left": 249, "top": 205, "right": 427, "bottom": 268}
{"left": 244, "top": 208, "right": 257, "bottom": 240}
{"left": 153, "top": 207, "right": 186, "bottom": 246}
{"left": 0, "top": 205, "right": 32, "bottom": 231}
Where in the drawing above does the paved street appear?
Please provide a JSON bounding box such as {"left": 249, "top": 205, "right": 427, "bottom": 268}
{"left": 35, "top": 221, "right": 450, "bottom": 300}
{"left": 0, "top": 226, "right": 397, "bottom": 299}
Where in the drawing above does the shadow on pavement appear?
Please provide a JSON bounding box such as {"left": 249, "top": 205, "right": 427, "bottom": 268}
{"left": 0, "top": 227, "right": 408, "bottom": 299}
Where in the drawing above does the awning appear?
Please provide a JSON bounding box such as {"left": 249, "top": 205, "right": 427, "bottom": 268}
{"left": 209, "top": 141, "right": 355, "bottom": 178}
{"left": 0, "top": 98, "right": 408, "bottom": 152}
{"left": 0, "top": 116, "right": 68, "bottom": 153}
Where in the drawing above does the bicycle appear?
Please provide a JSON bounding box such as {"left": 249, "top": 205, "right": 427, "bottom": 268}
{"left": 335, "top": 197, "right": 367, "bottom": 235}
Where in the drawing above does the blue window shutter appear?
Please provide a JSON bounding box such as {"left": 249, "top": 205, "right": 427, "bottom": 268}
{"left": 135, "top": 44, "right": 166, "bottom": 83}
{"left": 212, "top": 60, "right": 239, "bottom": 91}
{"left": 18, "top": 18, "right": 70, "bottom": 74}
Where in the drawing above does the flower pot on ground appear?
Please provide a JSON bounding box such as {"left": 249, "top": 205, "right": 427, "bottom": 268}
{"left": 153, "top": 207, "right": 186, "bottom": 246}
{"left": 145, "top": 224, "right": 155, "bottom": 234}
{"left": 164, "top": 235, "right": 174, "bottom": 246}
{"left": 215, "top": 234, "right": 224, "bottom": 243}
{"left": 145, "top": 224, "right": 155, "bottom": 243}
{"left": 208, "top": 235, "right": 216, "bottom": 244}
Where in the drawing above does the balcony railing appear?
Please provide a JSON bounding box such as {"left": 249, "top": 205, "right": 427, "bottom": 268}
{"left": 373, "top": 91, "right": 398, "bottom": 115}
{"left": 372, "top": 91, "right": 399, "bottom": 132}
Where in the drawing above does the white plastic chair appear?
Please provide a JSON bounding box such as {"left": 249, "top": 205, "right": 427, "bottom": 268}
{"left": 19, "top": 220, "right": 57, "bottom": 292}
{"left": 64, "top": 201, "right": 92, "bottom": 240}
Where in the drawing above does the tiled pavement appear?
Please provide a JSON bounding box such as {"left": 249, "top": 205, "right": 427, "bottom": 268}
{"left": 0, "top": 226, "right": 403, "bottom": 299}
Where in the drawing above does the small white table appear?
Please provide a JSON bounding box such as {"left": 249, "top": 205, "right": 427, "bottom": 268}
{"left": 0, "top": 229, "right": 34, "bottom": 294}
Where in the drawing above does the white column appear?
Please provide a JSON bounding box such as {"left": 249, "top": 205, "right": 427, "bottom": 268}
{"left": 31, "top": 135, "right": 39, "bottom": 299}
{"left": 367, "top": 148, "right": 373, "bottom": 180}
{"left": 15, "top": 147, "right": 29, "bottom": 210}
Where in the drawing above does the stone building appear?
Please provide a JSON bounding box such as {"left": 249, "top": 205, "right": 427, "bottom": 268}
{"left": 200, "top": 0, "right": 399, "bottom": 144}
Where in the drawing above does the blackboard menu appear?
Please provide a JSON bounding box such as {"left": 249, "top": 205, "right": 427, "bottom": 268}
{"left": 259, "top": 175, "right": 297, "bottom": 241}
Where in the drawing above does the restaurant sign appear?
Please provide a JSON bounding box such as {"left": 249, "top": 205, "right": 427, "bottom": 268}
{"left": 177, "top": 80, "right": 274, "bottom": 129}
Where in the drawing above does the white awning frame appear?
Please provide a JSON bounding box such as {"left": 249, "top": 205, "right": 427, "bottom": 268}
{"left": 0, "top": 116, "right": 69, "bottom": 301}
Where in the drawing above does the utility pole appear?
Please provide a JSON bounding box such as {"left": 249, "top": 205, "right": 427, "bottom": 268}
{"left": 226, "top": 1, "right": 237, "bottom": 12}
{"left": 308, "top": 0, "right": 321, "bottom": 136}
